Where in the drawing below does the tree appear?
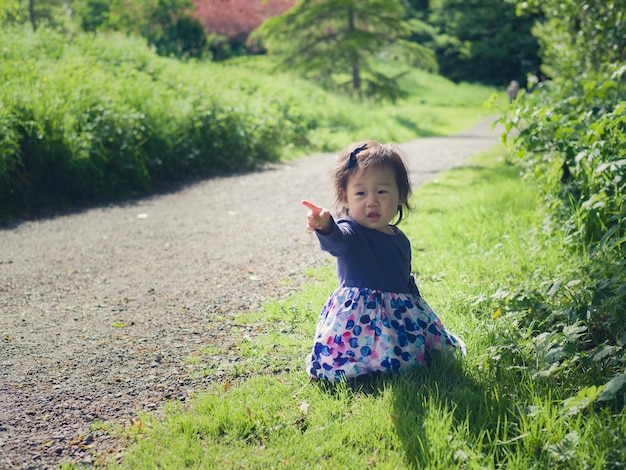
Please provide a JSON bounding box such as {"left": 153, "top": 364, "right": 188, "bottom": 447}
{"left": 251, "top": 0, "right": 437, "bottom": 102}
{"left": 2, "top": 0, "right": 70, "bottom": 29}
{"left": 0, "top": 0, "right": 22, "bottom": 22}
{"left": 72, "top": 0, "right": 208, "bottom": 58}
{"left": 71, "top": 0, "right": 111, "bottom": 32}
{"left": 514, "top": 0, "right": 626, "bottom": 79}
{"left": 192, "top": 0, "right": 295, "bottom": 59}
{"left": 402, "top": 0, "right": 429, "bottom": 18}
{"left": 429, "top": 0, "right": 541, "bottom": 86}
{"left": 193, "top": 0, "right": 294, "bottom": 42}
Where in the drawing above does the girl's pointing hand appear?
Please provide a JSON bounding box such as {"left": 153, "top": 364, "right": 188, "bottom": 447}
{"left": 301, "top": 200, "right": 331, "bottom": 234}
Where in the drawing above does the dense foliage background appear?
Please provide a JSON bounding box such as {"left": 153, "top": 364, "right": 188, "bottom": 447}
{"left": 498, "top": 0, "right": 625, "bottom": 409}
{"left": 0, "top": 23, "right": 494, "bottom": 221}
{"left": 0, "top": 0, "right": 545, "bottom": 221}
{"left": 428, "top": 0, "right": 541, "bottom": 85}
{"left": 1, "top": 0, "right": 542, "bottom": 80}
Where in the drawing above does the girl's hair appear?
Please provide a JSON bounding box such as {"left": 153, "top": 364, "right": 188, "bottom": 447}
{"left": 330, "top": 140, "right": 412, "bottom": 225}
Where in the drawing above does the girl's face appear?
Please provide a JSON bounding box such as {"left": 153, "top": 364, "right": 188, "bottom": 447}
{"left": 341, "top": 165, "right": 403, "bottom": 233}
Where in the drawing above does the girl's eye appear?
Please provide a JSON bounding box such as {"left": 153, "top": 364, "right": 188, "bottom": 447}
{"left": 356, "top": 191, "right": 365, "bottom": 196}
{"left": 378, "top": 190, "right": 388, "bottom": 194}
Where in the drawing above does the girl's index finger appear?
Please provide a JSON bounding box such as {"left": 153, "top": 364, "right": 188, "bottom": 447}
{"left": 301, "top": 200, "right": 322, "bottom": 214}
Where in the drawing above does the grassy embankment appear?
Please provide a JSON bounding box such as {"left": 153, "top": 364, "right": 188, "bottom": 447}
{"left": 1, "top": 25, "right": 493, "bottom": 221}
{"left": 98, "top": 145, "right": 624, "bottom": 468}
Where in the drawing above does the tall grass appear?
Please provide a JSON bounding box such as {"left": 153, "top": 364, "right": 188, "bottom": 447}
{"left": 0, "top": 25, "right": 497, "bottom": 221}
{"left": 102, "top": 147, "right": 625, "bottom": 469}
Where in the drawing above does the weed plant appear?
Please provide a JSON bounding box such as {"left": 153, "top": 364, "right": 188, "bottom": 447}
{"left": 107, "top": 147, "right": 625, "bottom": 469}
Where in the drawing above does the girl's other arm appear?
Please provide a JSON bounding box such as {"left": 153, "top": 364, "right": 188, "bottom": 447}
{"left": 301, "top": 200, "right": 332, "bottom": 235}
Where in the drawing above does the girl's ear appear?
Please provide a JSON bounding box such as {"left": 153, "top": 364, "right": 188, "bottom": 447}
{"left": 399, "top": 189, "right": 408, "bottom": 206}
{"left": 340, "top": 189, "right": 349, "bottom": 208}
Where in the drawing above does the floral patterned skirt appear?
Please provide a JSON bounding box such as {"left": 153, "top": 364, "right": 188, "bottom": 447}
{"left": 306, "top": 287, "right": 466, "bottom": 382}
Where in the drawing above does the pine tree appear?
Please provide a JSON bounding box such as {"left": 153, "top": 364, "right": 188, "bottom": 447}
{"left": 251, "top": 0, "right": 436, "bottom": 102}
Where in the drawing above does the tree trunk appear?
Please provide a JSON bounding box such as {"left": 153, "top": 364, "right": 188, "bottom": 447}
{"left": 347, "top": 7, "right": 361, "bottom": 96}
{"left": 29, "top": 0, "right": 37, "bottom": 30}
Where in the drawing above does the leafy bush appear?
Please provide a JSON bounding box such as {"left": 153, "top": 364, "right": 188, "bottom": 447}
{"left": 0, "top": 26, "right": 318, "bottom": 219}
{"left": 498, "top": 62, "right": 625, "bottom": 409}
{"left": 504, "top": 67, "right": 625, "bottom": 250}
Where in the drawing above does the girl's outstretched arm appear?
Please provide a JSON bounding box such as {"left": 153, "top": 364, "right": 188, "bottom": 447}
{"left": 301, "top": 200, "right": 332, "bottom": 235}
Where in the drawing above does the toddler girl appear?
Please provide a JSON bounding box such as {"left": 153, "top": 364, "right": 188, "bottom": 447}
{"left": 302, "top": 140, "right": 465, "bottom": 382}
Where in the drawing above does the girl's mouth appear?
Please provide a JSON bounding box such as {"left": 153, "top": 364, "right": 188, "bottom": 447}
{"left": 367, "top": 212, "right": 380, "bottom": 221}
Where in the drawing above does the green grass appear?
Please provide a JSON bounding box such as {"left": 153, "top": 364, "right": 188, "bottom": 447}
{"left": 1, "top": 25, "right": 501, "bottom": 221}
{"left": 223, "top": 55, "right": 499, "bottom": 155}
{"left": 101, "top": 146, "right": 625, "bottom": 469}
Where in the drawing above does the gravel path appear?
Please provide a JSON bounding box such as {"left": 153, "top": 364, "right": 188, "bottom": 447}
{"left": 0, "top": 118, "right": 502, "bottom": 469}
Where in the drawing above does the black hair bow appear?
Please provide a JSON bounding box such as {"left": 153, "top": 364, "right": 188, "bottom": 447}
{"left": 346, "top": 144, "right": 367, "bottom": 169}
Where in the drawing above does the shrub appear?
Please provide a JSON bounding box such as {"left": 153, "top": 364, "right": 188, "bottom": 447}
{"left": 0, "top": 26, "right": 316, "bottom": 219}
{"left": 499, "top": 63, "right": 626, "bottom": 406}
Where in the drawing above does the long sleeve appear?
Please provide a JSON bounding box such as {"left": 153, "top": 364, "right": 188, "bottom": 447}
{"left": 315, "top": 217, "right": 353, "bottom": 258}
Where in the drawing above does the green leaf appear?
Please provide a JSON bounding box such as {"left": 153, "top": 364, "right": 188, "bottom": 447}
{"left": 547, "top": 279, "right": 562, "bottom": 297}
{"left": 561, "top": 385, "right": 604, "bottom": 416}
{"left": 562, "top": 323, "right": 587, "bottom": 342}
{"left": 597, "top": 371, "right": 626, "bottom": 402}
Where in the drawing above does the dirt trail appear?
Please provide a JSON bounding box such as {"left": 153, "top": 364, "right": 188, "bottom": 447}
{"left": 0, "top": 118, "right": 503, "bottom": 468}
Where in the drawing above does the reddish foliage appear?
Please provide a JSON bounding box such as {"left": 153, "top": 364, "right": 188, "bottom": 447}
{"left": 193, "top": 0, "right": 295, "bottom": 41}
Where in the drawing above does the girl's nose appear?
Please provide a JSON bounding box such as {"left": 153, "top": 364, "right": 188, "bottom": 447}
{"left": 366, "top": 195, "right": 378, "bottom": 206}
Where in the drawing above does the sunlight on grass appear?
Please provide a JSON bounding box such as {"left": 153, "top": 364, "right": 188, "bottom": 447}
{"left": 110, "top": 145, "right": 625, "bottom": 469}
{"left": 2, "top": 26, "right": 501, "bottom": 221}
{"left": 223, "top": 55, "right": 500, "bottom": 155}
